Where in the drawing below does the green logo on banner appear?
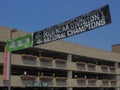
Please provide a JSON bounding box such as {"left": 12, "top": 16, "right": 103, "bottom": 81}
{"left": 6, "top": 34, "right": 33, "bottom": 51}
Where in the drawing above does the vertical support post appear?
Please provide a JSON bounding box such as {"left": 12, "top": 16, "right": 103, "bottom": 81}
{"left": 8, "top": 28, "right": 17, "bottom": 90}
{"left": 115, "top": 62, "right": 120, "bottom": 90}
{"left": 67, "top": 54, "right": 73, "bottom": 90}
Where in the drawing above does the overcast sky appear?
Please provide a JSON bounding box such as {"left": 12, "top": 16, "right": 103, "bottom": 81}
{"left": 0, "top": 0, "right": 120, "bottom": 51}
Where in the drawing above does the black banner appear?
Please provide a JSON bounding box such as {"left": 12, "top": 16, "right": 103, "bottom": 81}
{"left": 33, "top": 4, "right": 111, "bottom": 46}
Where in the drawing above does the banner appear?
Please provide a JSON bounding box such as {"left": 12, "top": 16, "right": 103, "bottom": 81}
{"left": 3, "top": 46, "right": 10, "bottom": 80}
{"left": 6, "top": 34, "right": 33, "bottom": 52}
{"left": 33, "top": 4, "right": 111, "bottom": 46}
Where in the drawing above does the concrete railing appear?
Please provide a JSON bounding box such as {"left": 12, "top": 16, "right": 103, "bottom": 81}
{"left": 0, "top": 75, "right": 70, "bottom": 87}
{"left": 71, "top": 62, "right": 119, "bottom": 74}
{"left": 0, "top": 75, "right": 120, "bottom": 87}
{"left": 0, "top": 53, "right": 119, "bottom": 74}
{"left": 71, "top": 79, "right": 119, "bottom": 88}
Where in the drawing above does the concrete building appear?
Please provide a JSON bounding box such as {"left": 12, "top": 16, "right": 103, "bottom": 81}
{"left": 0, "top": 26, "right": 120, "bottom": 90}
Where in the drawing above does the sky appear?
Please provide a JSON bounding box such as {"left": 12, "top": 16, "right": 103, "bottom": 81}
{"left": 0, "top": 0, "right": 120, "bottom": 51}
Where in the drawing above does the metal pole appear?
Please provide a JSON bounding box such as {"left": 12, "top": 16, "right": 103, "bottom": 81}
{"left": 8, "top": 30, "right": 12, "bottom": 90}
{"left": 8, "top": 29, "right": 17, "bottom": 90}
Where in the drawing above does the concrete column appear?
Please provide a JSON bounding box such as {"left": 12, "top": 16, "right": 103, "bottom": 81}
{"left": 67, "top": 54, "right": 72, "bottom": 79}
{"left": 67, "top": 54, "right": 72, "bottom": 78}
{"left": 115, "top": 62, "right": 118, "bottom": 68}
{"left": 115, "top": 63, "right": 120, "bottom": 80}
{"left": 39, "top": 53, "right": 42, "bottom": 57}
{"left": 115, "top": 63, "right": 120, "bottom": 90}
{"left": 67, "top": 54, "right": 72, "bottom": 62}
{"left": 67, "top": 54, "right": 73, "bottom": 90}
{"left": 67, "top": 70, "right": 72, "bottom": 79}
{"left": 67, "top": 73, "right": 72, "bottom": 90}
